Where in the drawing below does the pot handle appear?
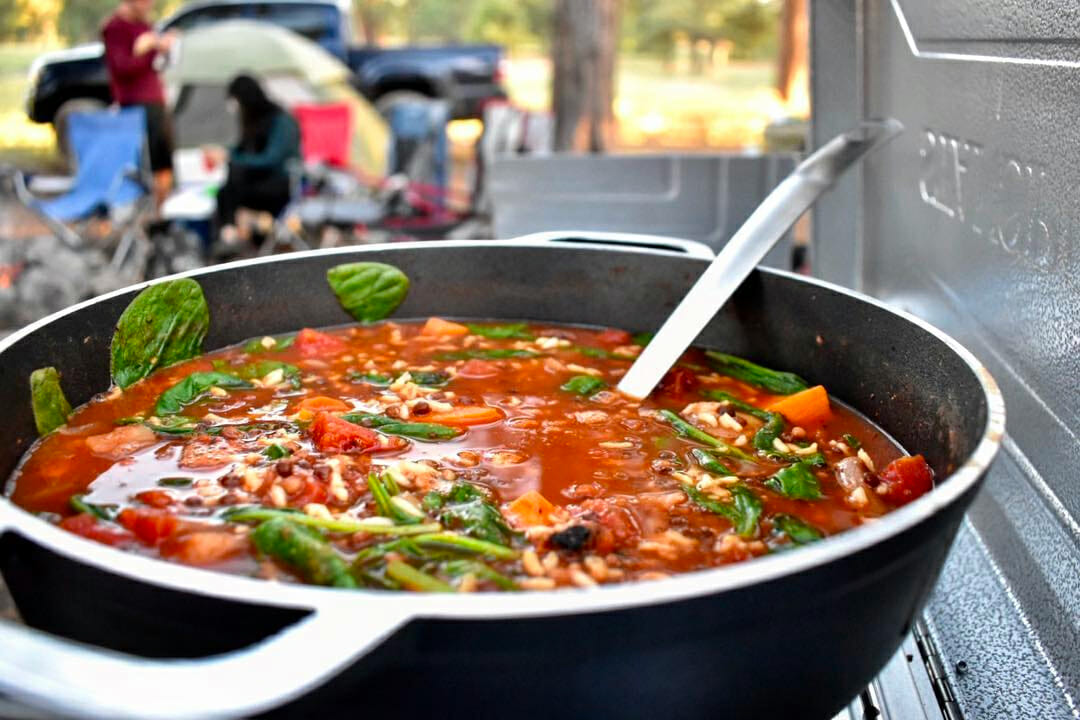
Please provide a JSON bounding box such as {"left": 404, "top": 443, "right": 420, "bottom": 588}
{"left": 515, "top": 230, "right": 715, "bottom": 260}
{"left": 0, "top": 601, "right": 409, "bottom": 720}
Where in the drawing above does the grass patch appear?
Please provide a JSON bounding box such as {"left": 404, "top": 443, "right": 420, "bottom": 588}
{"left": 0, "top": 43, "right": 62, "bottom": 172}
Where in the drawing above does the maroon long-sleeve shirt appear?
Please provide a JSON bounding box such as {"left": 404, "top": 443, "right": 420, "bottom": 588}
{"left": 101, "top": 13, "right": 165, "bottom": 105}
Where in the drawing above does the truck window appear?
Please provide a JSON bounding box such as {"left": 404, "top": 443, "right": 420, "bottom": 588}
{"left": 252, "top": 3, "right": 338, "bottom": 44}
{"left": 166, "top": 4, "right": 249, "bottom": 32}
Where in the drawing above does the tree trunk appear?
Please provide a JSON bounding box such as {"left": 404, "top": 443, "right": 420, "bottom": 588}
{"left": 777, "top": 0, "right": 808, "bottom": 102}
{"left": 551, "top": 0, "right": 618, "bottom": 153}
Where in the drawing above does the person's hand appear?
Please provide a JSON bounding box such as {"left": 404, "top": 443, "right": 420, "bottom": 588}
{"left": 133, "top": 31, "right": 158, "bottom": 56}
{"left": 158, "top": 30, "right": 179, "bottom": 53}
{"left": 202, "top": 145, "right": 227, "bottom": 170}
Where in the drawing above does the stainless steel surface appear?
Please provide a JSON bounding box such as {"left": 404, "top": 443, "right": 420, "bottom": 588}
{"left": 0, "top": 240, "right": 1003, "bottom": 719}
{"left": 618, "top": 120, "right": 901, "bottom": 399}
{"left": 490, "top": 153, "right": 799, "bottom": 266}
{"left": 812, "top": 1, "right": 1080, "bottom": 717}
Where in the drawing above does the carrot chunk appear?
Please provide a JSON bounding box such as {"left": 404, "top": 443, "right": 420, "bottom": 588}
{"left": 295, "top": 395, "right": 351, "bottom": 419}
{"left": 424, "top": 405, "right": 504, "bottom": 427}
{"left": 507, "top": 490, "right": 557, "bottom": 527}
{"left": 421, "top": 317, "right": 469, "bottom": 336}
{"left": 767, "top": 385, "right": 831, "bottom": 428}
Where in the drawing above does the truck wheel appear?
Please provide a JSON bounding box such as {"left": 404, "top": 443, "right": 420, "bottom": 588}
{"left": 374, "top": 90, "right": 432, "bottom": 118}
{"left": 53, "top": 98, "right": 108, "bottom": 170}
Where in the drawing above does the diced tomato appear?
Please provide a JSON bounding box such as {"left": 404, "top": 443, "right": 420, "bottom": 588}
{"left": 289, "top": 479, "right": 330, "bottom": 508}
{"left": 457, "top": 359, "right": 498, "bottom": 379}
{"left": 135, "top": 489, "right": 175, "bottom": 508}
{"left": 309, "top": 411, "right": 380, "bottom": 453}
{"left": 161, "top": 531, "right": 249, "bottom": 566}
{"left": 658, "top": 366, "right": 698, "bottom": 397}
{"left": 59, "top": 513, "right": 135, "bottom": 547}
{"left": 876, "top": 455, "right": 935, "bottom": 506}
{"left": 117, "top": 507, "right": 182, "bottom": 546}
{"left": 598, "top": 329, "right": 632, "bottom": 345}
{"left": 579, "top": 498, "right": 638, "bottom": 555}
{"left": 294, "top": 328, "right": 348, "bottom": 358}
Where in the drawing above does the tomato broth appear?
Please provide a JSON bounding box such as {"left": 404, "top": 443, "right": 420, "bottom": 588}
{"left": 5, "top": 318, "right": 934, "bottom": 592}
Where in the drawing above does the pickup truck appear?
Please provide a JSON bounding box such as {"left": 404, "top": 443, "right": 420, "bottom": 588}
{"left": 25, "top": 0, "right": 505, "bottom": 144}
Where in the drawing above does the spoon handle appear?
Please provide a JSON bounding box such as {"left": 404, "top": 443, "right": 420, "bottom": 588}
{"left": 617, "top": 119, "right": 902, "bottom": 400}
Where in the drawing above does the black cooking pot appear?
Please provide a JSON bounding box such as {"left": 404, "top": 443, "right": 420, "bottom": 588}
{"left": 0, "top": 236, "right": 1004, "bottom": 720}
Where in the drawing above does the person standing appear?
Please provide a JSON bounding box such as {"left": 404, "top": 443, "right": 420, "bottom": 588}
{"left": 101, "top": 0, "right": 177, "bottom": 209}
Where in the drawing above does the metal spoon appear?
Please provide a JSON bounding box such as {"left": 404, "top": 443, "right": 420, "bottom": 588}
{"left": 617, "top": 119, "right": 903, "bottom": 399}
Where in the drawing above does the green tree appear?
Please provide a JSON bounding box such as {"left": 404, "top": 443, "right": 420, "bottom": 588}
{"left": 58, "top": 0, "right": 116, "bottom": 43}
{"left": 627, "top": 0, "right": 778, "bottom": 65}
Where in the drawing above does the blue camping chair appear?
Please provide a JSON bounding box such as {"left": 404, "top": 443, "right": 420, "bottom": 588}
{"left": 14, "top": 107, "right": 153, "bottom": 267}
{"left": 39, "top": 107, "right": 148, "bottom": 221}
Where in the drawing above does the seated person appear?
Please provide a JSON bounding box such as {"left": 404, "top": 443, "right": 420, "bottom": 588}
{"left": 206, "top": 74, "right": 299, "bottom": 244}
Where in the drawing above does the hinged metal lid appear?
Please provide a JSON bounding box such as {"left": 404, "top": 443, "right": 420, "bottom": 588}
{"left": 812, "top": 2, "right": 1080, "bottom": 717}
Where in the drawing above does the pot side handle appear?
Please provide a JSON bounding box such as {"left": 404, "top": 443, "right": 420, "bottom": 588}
{"left": 513, "top": 230, "right": 715, "bottom": 260}
{"left": 0, "top": 601, "right": 410, "bottom": 720}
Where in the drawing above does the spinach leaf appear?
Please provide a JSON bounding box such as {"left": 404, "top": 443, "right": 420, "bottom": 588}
{"left": 263, "top": 443, "right": 291, "bottom": 460}
{"left": 702, "top": 390, "right": 772, "bottom": 421}
{"left": 154, "top": 371, "right": 253, "bottom": 415}
{"left": 691, "top": 448, "right": 733, "bottom": 476}
{"left": 367, "top": 472, "right": 428, "bottom": 524}
{"left": 561, "top": 374, "right": 607, "bottom": 396}
{"left": 752, "top": 412, "right": 786, "bottom": 453}
{"left": 222, "top": 506, "right": 440, "bottom": 535}
{"left": 407, "top": 370, "right": 450, "bottom": 387}
{"left": 442, "top": 559, "right": 519, "bottom": 591}
{"left": 764, "top": 449, "right": 827, "bottom": 467}
{"left": 342, "top": 413, "right": 461, "bottom": 441}
{"left": 385, "top": 559, "right": 454, "bottom": 592}
{"left": 412, "top": 532, "right": 519, "bottom": 560}
{"left": 765, "top": 462, "right": 824, "bottom": 500}
{"left": 30, "top": 367, "right": 71, "bottom": 436}
{"left": 704, "top": 351, "right": 808, "bottom": 395}
{"left": 435, "top": 482, "right": 517, "bottom": 547}
{"left": 347, "top": 371, "right": 392, "bottom": 386}
{"left": 681, "top": 482, "right": 762, "bottom": 538}
{"left": 657, "top": 409, "right": 756, "bottom": 462}
{"left": 157, "top": 476, "right": 194, "bottom": 487}
{"left": 251, "top": 517, "right": 357, "bottom": 588}
{"left": 576, "top": 346, "right": 635, "bottom": 361}
{"left": 243, "top": 334, "right": 295, "bottom": 353}
{"left": 436, "top": 348, "right": 540, "bottom": 361}
{"left": 145, "top": 415, "right": 199, "bottom": 435}
{"left": 70, "top": 494, "right": 115, "bottom": 521}
{"left": 466, "top": 323, "right": 533, "bottom": 340}
{"left": 842, "top": 433, "right": 862, "bottom": 450}
{"left": 327, "top": 262, "right": 409, "bottom": 322}
{"left": 111, "top": 278, "right": 210, "bottom": 389}
{"left": 772, "top": 514, "right": 824, "bottom": 545}
{"left": 631, "top": 331, "right": 654, "bottom": 346}
{"left": 214, "top": 360, "right": 302, "bottom": 389}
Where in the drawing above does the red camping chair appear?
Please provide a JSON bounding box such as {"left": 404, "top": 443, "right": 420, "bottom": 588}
{"left": 289, "top": 102, "right": 465, "bottom": 240}
{"left": 294, "top": 103, "right": 352, "bottom": 168}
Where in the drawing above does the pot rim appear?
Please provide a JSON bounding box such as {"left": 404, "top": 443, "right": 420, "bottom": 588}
{"left": 0, "top": 240, "right": 1006, "bottom": 620}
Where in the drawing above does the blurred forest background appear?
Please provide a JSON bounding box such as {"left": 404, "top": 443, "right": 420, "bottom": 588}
{"left": 0, "top": 0, "right": 807, "bottom": 167}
